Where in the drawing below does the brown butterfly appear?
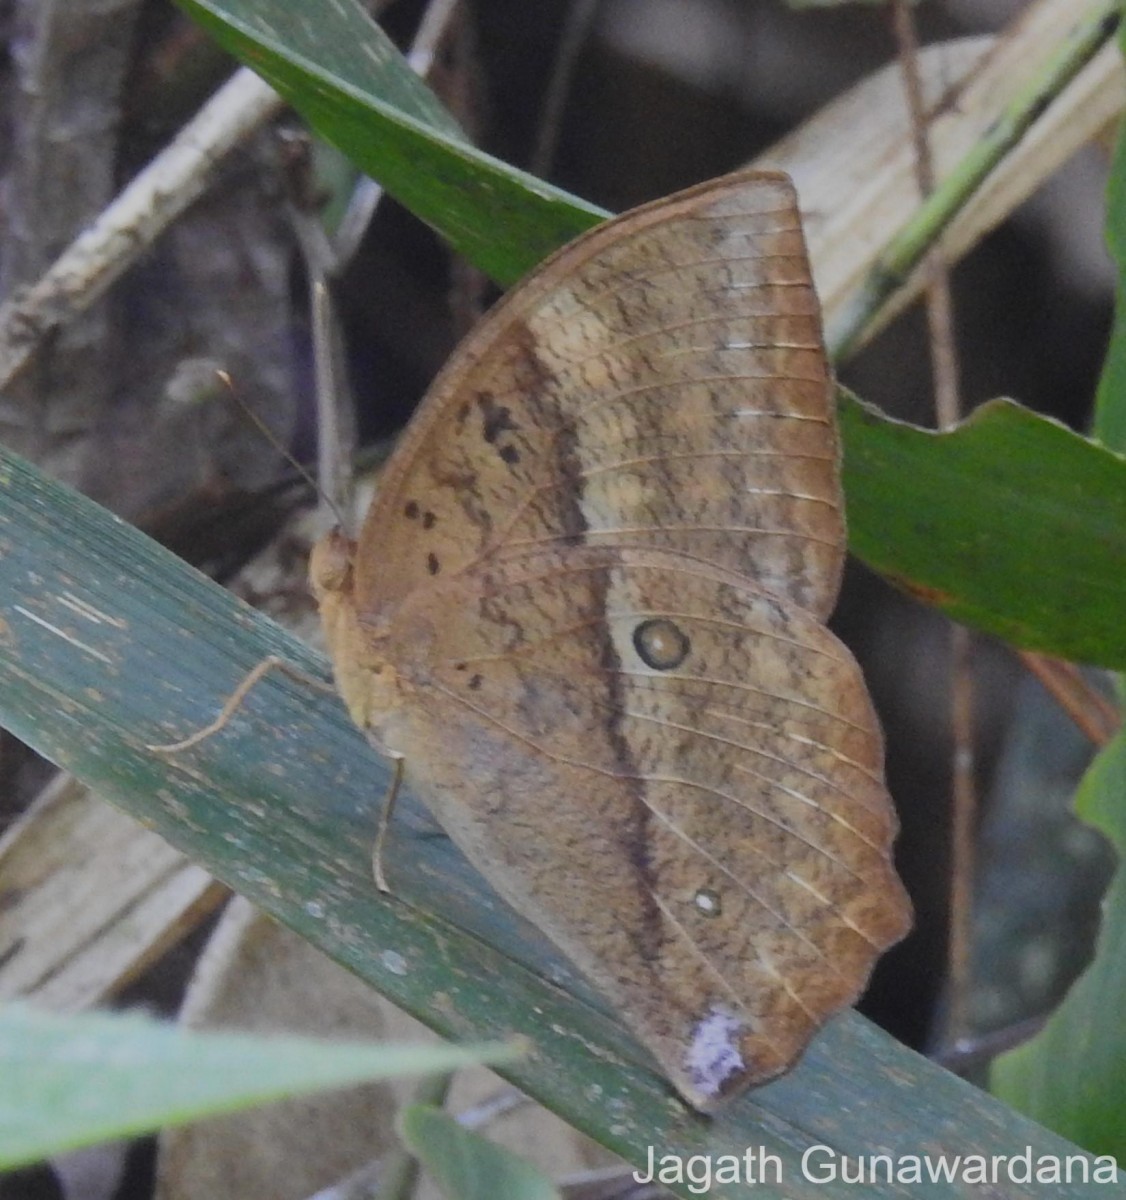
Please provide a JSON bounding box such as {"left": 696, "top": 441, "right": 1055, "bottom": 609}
{"left": 311, "top": 168, "right": 911, "bottom": 1110}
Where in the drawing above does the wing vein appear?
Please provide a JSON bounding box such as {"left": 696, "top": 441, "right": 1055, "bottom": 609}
{"left": 428, "top": 682, "right": 873, "bottom": 883}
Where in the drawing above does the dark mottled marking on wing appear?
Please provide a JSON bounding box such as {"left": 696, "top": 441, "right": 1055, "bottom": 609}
{"left": 508, "top": 318, "right": 666, "bottom": 965}
{"left": 477, "top": 392, "right": 520, "bottom": 444}
{"left": 477, "top": 391, "right": 525, "bottom": 470}
{"left": 501, "top": 321, "right": 588, "bottom": 545}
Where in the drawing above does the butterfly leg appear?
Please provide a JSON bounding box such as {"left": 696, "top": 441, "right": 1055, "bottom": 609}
{"left": 145, "top": 655, "right": 333, "bottom": 753}
{"left": 371, "top": 751, "right": 405, "bottom": 893}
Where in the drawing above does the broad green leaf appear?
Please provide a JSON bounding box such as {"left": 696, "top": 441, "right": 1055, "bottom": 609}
{"left": 0, "top": 448, "right": 1117, "bottom": 1198}
{"left": 398, "top": 1105, "right": 560, "bottom": 1200}
{"left": 176, "top": 0, "right": 606, "bottom": 286}
{"left": 841, "top": 393, "right": 1126, "bottom": 669}
{"left": 990, "top": 731, "right": 1126, "bottom": 1161}
{"left": 0, "top": 1004, "right": 514, "bottom": 1171}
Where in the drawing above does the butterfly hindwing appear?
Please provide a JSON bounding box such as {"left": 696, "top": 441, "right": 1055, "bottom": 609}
{"left": 379, "top": 545, "right": 910, "bottom": 1108}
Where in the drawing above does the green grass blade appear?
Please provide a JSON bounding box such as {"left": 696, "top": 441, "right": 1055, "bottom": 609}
{"left": 176, "top": 0, "right": 606, "bottom": 286}
{"left": 0, "top": 1004, "right": 514, "bottom": 1171}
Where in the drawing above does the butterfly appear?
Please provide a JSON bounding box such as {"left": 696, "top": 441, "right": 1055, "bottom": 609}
{"left": 311, "top": 168, "right": 911, "bottom": 1110}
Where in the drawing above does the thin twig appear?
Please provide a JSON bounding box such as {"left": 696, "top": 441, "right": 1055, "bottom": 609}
{"left": 934, "top": 1014, "right": 1048, "bottom": 1075}
{"left": 332, "top": 0, "right": 465, "bottom": 266}
{"left": 890, "top": 0, "right": 975, "bottom": 1046}
{"left": 529, "top": 0, "right": 601, "bottom": 179}
{"left": 286, "top": 0, "right": 466, "bottom": 527}
{"left": 0, "top": 0, "right": 417, "bottom": 395}
{"left": 945, "top": 625, "right": 976, "bottom": 1043}
{"left": 559, "top": 1163, "right": 666, "bottom": 1200}
{"left": 310, "top": 277, "right": 357, "bottom": 526}
{"left": 831, "top": 0, "right": 1120, "bottom": 359}
{"left": 0, "top": 67, "right": 284, "bottom": 391}
{"left": 1019, "top": 651, "right": 1121, "bottom": 746}
{"left": 891, "top": 0, "right": 961, "bottom": 432}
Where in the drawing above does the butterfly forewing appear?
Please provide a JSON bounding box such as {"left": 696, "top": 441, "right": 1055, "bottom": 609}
{"left": 355, "top": 171, "right": 843, "bottom": 621}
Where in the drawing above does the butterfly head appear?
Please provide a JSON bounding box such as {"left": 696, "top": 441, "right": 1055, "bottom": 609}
{"left": 309, "top": 526, "right": 355, "bottom": 599}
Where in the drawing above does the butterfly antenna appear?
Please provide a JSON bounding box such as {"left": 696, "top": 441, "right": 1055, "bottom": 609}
{"left": 215, "top": 369, "right": 349, "bottom": 532}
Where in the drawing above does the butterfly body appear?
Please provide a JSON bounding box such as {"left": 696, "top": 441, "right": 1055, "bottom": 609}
{"left": 313, "top": 169, "right": 911, "bottom": 1110}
